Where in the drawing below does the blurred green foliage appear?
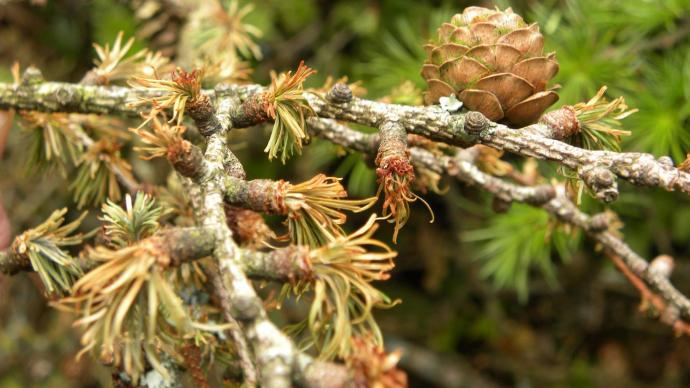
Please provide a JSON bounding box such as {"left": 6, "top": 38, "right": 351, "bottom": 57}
{"left": 464, "top": 204, "right": 580, "bottom": 301}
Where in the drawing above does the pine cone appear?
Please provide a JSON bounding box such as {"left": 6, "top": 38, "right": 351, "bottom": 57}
{"left": 421, "top": 6, "right": 559, "bottom": 127}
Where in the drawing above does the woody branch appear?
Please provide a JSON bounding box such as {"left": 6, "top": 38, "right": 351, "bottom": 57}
{"left": 1, "top": 76, "right": 689, "bottom": 200}
{"left": 2, "top": 67, "right": 690, "bottom": 382}
{"left": 0, "top": 226, "right": 313, "bottom": 286}
{"left": 307, "top": 117, "right": 690, "bottom": 333}
{"left": 181, "top": 92, "right": 350, "bottom": 387}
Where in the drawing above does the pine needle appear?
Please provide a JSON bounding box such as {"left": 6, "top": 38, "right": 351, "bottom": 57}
{"left": 264, "top": 61, "right": 317, "bottom": 163}
{"left": 282, "top": 215, "right": 399, "bottom": 359}
{"left": 11, "top": 208, "right": 86, "bottom": 295}
{"left": 283, "top": 174, "right": 377, "bottom": 247}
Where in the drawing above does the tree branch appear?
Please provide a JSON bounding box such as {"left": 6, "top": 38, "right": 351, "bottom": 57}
{"left": 3, "top": 79, "right": 689, "bottom": 199}
{"left": 3, "top": 68, "right": 690, "bottom": 382}
{"left": 0, "top": 226, "right": 216, "bottom": 275}
{"left": 188, "top": 95, "right": 350, "bottom": 387}
{"left": 308, "top": 117, "right": 690, "bottom": 333}
{"left": 0, "top": 225, "right": 319, "bottom": 295}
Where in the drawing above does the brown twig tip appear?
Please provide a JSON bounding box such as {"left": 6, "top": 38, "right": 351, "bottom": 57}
{"left": 239, "top": 93, "right": 271, "bottom": 125}
{"left": 376, "top": 122, "right": 434, "bottom": 243}
{"left": 130, "top": 114, "right": 203, "bottom": 177}
{"left": 545, "top": 86, "right": 635, "bottom": 151}
{"left": 578, "top": 165, "right": 619, "bottom": 203}
{"left": 464, "top": 111, "right": 489, "bottom": 135}
{"left": 650, "top": 255, "right": 674, "bottom": 278}
{"left": 168, "top": 141, "right": 204, "bottom": 178}
{"left": 224, "top": 205, "right": 275, "bottom": 248}
{"left": 254, "top": 244, "right": 313, "bottom": 284}
{"left": 326, "top": 83, "right": 353, "bottom": 104}
{"left": 173, "top": 69, "right": 222, "bottom": 136}
{"left": 539, "top": 106, "right": 580, "bottom": 139}
{"left": 608, "top": 253, "right": 690, "bottom": 337}
{"left": 348, "top": 335, "right": 407, "bottom": 388}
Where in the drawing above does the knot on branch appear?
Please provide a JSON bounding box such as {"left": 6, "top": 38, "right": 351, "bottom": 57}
{"left": 464, "top": 111, "right": 488, "bottom": 135}
{"left": 235, "top": 93, "right": 271, "bottom": 128}
{"left": 0, "top": 247, "right": 29, "bottom": 276}
{"left": 225, "top": 206, "right": 275, "bottom": 248}
{"left": 224, "top": 177, "right": 285, "bottom": 214}
{"left": 579, "top": 166, "right": 618, "bottom": 203}
{"left": 223, "top": 149, "right": 247, "bottom": 180}
{"left": 538, "top": 106, "right": 580, "bottom": 140}
{"left": 168, "top": 142, "right": 204, "bottom": 179}
{"left": 271, "top": 245, "right": 312, "bottom": 283}
{"left": 326, "top": 83, "right": 353, "bottom": 104}
{"left": 587, "top": 212, "right": 611, "bottom": 232}
{"left": 55, "top": 87, "right": 78, "bottom": 106}
{"left": 657, "top": 156, "right": 674, "bottom": 167}
{"left": 187, "top": 94, "right": 221, "bottom": 136}
{"left": 649, "top": 255, "right": 674, "bottom": 278}
{"left": 21, "top": 66, "right": 44, "bottom": 86}
{"left": 525, "top": 185, "right": 557, "bottom": 205}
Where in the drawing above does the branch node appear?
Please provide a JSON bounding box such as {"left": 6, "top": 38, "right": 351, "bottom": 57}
{"left": 538, "top": 106, "right": 580, "bottom": 140}
{"left": 168, "top": 142, "right": 205, "bottom": 179}
{"left": 657, "top": 156, "right": 674, "bottom": 167}
{"left": 21, "top": 66, "right": 44, "bottom": 86}
{"left": 587, "top": 212, "right": 610, "bottom": 232}
{"left": 526, "top": 185, "right": 557, "bottom": 205}
{"left": 53, "top": 86, "right": 80, "bottom": 109}
{"left": 579, "top": 166, "right": 618, "bottom": 203}
{"left": 649, "top": 254, "right": 674, "bottom": 278}
{"left": 187, "top": 94, "right": 221, "bottom": 136}
{"left": 464, "top": 111, "right": 488, "bottom": 135}
{"left": 234, "top": 93, "right": 270, "bottom": 128}
{"left": 326, "top": 83, "right": 353, "bottom": 104}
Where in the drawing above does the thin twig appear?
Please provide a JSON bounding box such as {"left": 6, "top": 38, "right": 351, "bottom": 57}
{"left": 307, "top": 117, "right": 690, "bottom": 333}
{"left": 1, "top": 78, "right": 689, "bottom": 196}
